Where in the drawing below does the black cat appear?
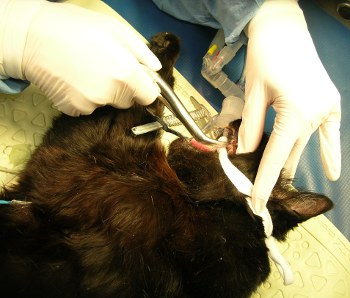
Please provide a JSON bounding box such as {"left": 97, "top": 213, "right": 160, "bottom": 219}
{"left": 0, "top": 32, "right": 333, "bottom": 298}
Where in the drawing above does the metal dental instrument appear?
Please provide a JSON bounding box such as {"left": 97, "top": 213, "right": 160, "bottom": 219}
{"left": 132, "top": 98, "right": 212, "bottom": 136}
{"left": 148, "top": 70, "right": 227, "bottom": 146}
{"left": 131, "top": 108, "right": 186, "bottom": 139}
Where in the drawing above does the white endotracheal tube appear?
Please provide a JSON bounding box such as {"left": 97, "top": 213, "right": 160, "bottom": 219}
{"left": 217, "top": 136, "right": 294, "bottom": 286}
{"left": 202, "top": 29, "right": 293, "bottom": 285}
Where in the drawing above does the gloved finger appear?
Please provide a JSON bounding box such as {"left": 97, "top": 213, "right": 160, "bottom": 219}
{"left": 237, "top": 84, "right": 267, "bottom": 154}
{"left": 132, "top": 63, "right": 161, "bottom": 106}
{"left": 110, "top": 20, "right": 162, "bottom": 71}
{"left": 53, "top": 92, "right": 99, "bottom": 116}
{"left": 251, "top": 113, "right": 301, "bottom": 214}
{"left": 319, "top": 106, "right": 341, "bottom": 181}
{"left": 283, "top": 131, "right": 311, "bottom": 179}
{"left": 109, "top": 62, "right": 161, "bottom": 108}
{"left": 52, "top": 42, "right": 160, "bottom": 113}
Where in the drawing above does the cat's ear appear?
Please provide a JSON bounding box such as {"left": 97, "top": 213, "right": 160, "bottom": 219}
{"left": 281, "top": 192, "right": 334, "bottom": 219}
{"left": 268, "top": 191, "right": 333, "bottom": 240}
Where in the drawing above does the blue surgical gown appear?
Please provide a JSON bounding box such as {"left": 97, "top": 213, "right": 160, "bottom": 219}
{"left": 151, "top": 0, "right": 264, "bottom": 44}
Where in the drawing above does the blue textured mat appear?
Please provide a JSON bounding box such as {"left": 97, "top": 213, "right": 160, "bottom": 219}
{"left": 105, "top": 0, "right": 350, "bottom": 240}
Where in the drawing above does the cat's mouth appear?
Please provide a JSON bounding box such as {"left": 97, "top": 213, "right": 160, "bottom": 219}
{"left": 190, "top": 121, "right": 240, "bottom": 155}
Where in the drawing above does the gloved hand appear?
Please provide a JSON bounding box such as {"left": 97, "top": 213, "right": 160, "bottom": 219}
{"left": 0, "top": 0, "right": 161, "bottom": 116}
{"left": 237, "top": 0, "right": 341, "bottom": 213}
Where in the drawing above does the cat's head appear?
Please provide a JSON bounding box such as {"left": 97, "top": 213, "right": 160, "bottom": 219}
{"left": 167, "top": 120, "right": 334, "bottom": 240}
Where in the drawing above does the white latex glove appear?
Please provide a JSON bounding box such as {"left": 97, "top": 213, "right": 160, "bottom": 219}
{"left": 237, "top": 0, "right": 341, "bottom": 214}
{"left": 0, "top": 0, "right": 161, "bottom": 116}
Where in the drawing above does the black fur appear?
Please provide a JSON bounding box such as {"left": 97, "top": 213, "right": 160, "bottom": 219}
{"left": 0, "top": 33, "right": 333, "bottom": 298}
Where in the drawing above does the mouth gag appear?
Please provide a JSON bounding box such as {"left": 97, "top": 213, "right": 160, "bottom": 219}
{"left": 132, "top": 69, "right": 227, "bottom": 146}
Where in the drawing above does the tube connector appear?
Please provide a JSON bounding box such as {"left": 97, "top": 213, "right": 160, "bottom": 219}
{"left": 201, "top": 30, "right": 245, "bottom": 99}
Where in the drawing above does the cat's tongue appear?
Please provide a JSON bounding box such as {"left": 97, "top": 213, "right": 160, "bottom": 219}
{"left": 190, "top": 139, "right": 216, "bottom": 152}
